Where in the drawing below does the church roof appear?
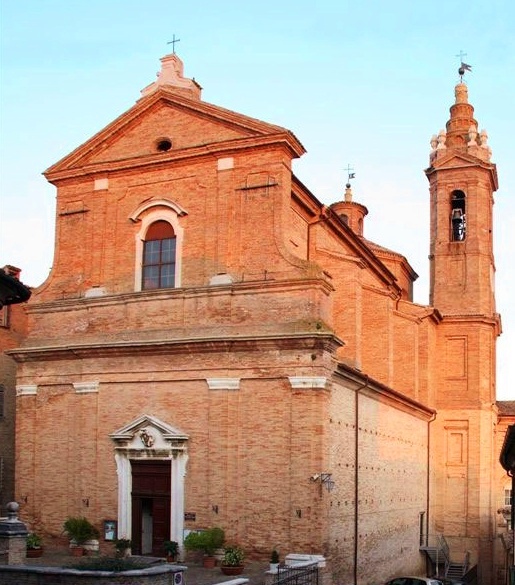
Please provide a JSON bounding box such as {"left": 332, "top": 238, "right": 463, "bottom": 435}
{"left": 360, "top": 238, "right": 419, "bottom": 282}
{"left": 498, "top": 401, "right": 515, "bottom": 416}
{"left": 0, "top": 266, "right": 31, "bottom": 308}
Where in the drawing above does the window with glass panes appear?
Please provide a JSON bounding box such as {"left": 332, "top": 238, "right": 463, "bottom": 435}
{"left": 142, "top": 221, "right": 176, "bottom": 290}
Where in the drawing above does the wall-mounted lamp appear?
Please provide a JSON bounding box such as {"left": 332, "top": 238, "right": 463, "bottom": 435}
{"left": 309, "top": 472, "right": 335, "bottom": 492}
{"left": 82, "top": 498, "right": 90, "bottom": 507}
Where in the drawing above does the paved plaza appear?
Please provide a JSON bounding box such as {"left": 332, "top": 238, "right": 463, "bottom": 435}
{"left": 23, "top": 545, "right": 270, "bottom": 585}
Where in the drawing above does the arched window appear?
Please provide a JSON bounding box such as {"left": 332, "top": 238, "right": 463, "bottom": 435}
{"left": 451, "top": 190, "right": 466, "bottom": 241}
{"left": 142, "top": 221, "right": 176, "bottom": 290}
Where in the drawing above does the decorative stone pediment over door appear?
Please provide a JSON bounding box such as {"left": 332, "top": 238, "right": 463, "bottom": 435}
{"left": 110, "top": 414, "right": 189, "bottom": 545}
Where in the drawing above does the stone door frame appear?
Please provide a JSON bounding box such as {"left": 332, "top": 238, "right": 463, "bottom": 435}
{"left": 110, "top": 414, "right": 189, "bottom": 547}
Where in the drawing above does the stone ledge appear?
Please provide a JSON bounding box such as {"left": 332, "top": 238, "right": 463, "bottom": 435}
{"left": 0, "top": 563, "right": 186, "bottom": 585}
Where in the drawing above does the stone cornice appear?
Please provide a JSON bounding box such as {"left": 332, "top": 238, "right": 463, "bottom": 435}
{"left": 25, "top": 277, "right": 334, "bottom": 314}
{"left": 439, "top": 312, "right": 502, "bottom": 335}
{"left": 8, "top": 332, "right": 343, "bottom": 363}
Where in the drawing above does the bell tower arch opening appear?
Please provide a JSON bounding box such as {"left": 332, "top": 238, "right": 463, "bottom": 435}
{"left": 450, "top": 190, "right": 466, "bottom": 242}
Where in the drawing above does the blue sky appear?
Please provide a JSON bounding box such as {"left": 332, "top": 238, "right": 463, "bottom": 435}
{"left": 1, "top": 0, "right": 514, "bottom": 398}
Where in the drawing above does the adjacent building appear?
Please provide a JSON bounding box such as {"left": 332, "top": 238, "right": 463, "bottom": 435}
{"left": 0, "top": 265, "right": 31, "bottom": 513}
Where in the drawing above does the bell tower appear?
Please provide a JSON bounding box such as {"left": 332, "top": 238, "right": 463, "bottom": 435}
{"left": 425, "top": 70, "right": 501, "bottom": 585}
{"left": 426, "top": 79, "right": 498, "bottom": 315}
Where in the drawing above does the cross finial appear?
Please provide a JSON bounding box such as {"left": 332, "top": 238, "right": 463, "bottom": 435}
{"left": 455, "top": 50, "right": 472, "bottom": 82}
{"left": 345, "top": 164, "right": 355, "bottom": 187}
{"left": 167, "top": 34, "right": 181, "bottom": 54}
{"left": 456, "top": 49, "right": 467, "bottom": 63}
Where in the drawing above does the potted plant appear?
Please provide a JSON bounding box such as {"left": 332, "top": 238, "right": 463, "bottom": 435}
{"left": 184, "top": 527, "right": 225, "bottom": 568}
{"left": 220, "top": 545, "right": 245, "bottom": 575}
{"left": 63, "top": 516, "right": 100, "bottom": 556}
{"left": 113, "top": 537, "right": 132, "bottom": 558}
{"left": 26, "top": 533, "right": 43, "bottom": 558}
{"left": 270, "top": 549, "right": 280, "bottom": 571}
{"left": 164, "top": 540, "right": 179, "bottom": 562}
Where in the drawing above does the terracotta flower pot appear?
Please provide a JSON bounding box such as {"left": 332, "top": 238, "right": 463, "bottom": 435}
{"left": 202, "top": 555, "right": 216, "bottom": 568}
{"left": 70, "top": 546, "right": 84, "bottom": 557}
{"left": 221, "top": 565, "right": 244, "bottom": 575}
{"left": 26, "top": 548, "right": 43, "bottom": 558}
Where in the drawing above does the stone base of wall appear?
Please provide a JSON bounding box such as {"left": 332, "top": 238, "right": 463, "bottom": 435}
{"left": 0, "top": 563, "right": 186, "bottom": 585}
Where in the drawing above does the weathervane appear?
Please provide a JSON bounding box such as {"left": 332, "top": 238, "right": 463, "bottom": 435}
{"left": 456, "top": 50, "right": 472, "bottom": 82}
{"left": 167, "top": 34, "right": 181, "bottom": 54}
{"left": 345, "top": 164, "right": 355, "bottom": 188}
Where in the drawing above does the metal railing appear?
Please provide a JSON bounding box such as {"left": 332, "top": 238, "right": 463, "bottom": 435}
{"left": 421, "top": 534, "right": 450, "bottom": 577}
{"left": 437, "top": 534, "right": 450, "bottom": 574}
{"left": 275, "top": 562, "right": 319, "bottom": 585}
{"left": 463, "top": 550, "right": 470, "bottom": 574}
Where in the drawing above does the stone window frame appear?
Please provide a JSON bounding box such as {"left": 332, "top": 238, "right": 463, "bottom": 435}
{"left": 130, "top": 199, "right": 187, "bottom": 292}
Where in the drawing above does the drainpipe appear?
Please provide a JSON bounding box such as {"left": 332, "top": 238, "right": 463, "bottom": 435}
{"left": 426, "top": 412, "right": 436, "bottom": 548}
{"left": 354, "top": 376, "right": 369, "bottom": 585}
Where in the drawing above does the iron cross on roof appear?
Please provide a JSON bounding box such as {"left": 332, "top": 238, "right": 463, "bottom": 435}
{"left": 167, "top": 34, "right": 181, "bottom": 54}
{"left": 456, "top": 49, "right": 472, "bottom": 81}
{"left": 345, "top": 164, "right": 355, "bottom": 185}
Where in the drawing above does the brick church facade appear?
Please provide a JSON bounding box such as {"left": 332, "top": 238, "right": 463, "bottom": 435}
{"left": 6, "top": 53, "right": 509, "bottom": 584}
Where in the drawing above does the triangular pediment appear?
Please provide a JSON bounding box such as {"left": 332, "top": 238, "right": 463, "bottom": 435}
{"left": 110, "top": 414, "right": 189, "bottom": 451}
{"left": 425, "top": 150, "right": 498, "bottom": 190}
{"left": 45, "top": 88, "right": 305, "bottom": 181}
{"left": 430, "top": 151, "right": 489, "bottom": 169}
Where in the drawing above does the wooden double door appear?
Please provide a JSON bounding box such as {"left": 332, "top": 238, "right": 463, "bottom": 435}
{"left": 131, "top": 460, "right": 171, "bottom": 556}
